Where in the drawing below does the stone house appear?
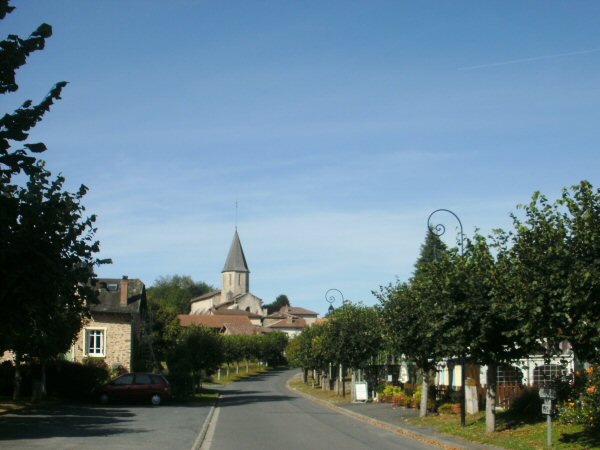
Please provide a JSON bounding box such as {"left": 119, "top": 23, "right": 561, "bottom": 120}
{"left": 68, "top": 276, "right": 150, "bottom": 372}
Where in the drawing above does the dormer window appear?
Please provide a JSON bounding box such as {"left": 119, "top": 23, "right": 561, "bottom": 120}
{"left": 107, "top": 284, "right": 118, "bottom": 291}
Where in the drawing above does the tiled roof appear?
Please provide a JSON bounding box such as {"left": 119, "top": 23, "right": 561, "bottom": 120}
{"left": 210, "top": 308, "right": 262, "bottom": 319}
{"left": 267, "top": 318, "right": 308, "bottom": 329}
{"left": 90, "top": 278, "right": 145, "bottom": 314}
{"left": 280, "top": 306, "right": 318, "bottom": 316}
{"left": 190, "top": 290, "right": 220, "bottom": 304}
{"left": 223, "top": 323, "right": 261, "bottom": 335}
{"left": 178, "top": 314, "right": 252, "bottom": 328}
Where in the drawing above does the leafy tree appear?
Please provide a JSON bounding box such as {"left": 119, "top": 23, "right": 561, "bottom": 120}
{"left": 264, "top": 294, "right": 290, "bottom": 314}
{"left": 258, "top": 332, "right": 288, "bottom": 366}
{"left": 455, "top": 233, "right": 533, "bottom": 432}
{"left": 0, "top": 1, "right": 106, "bottom": 400}
{"left": 560, "top": 181, "right": 600, "bottom": 364}
{"left": 377, "top": 229, "right": 456, "bottom": 417}
{"left": 165, "top": 324, "right": 223, "bottom": 398}
{"left": 147, "top": 275, "right": 213, "bottom": 360}
{"left": 286, "top": 324, "right": 328, "bottom": 383}
{"left": 321, "top": 302, "right": 383, "bottom": 397}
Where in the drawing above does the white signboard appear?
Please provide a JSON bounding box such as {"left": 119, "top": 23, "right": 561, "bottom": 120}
{"left": 539, "top": 388, "right": 556, "bottom": 399}
{"left": 354, "top": 381, "right": 368, "bottom": 402}
{"left": 542, "top": 404, "right": 552, "bottom": 415}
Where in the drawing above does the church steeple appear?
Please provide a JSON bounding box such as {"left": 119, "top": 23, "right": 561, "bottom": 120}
{"left": 222, "top": 230, "right": 249, "bottom": 273}
{"left": 221, "top": 230, "right": 250, "bottom": 301}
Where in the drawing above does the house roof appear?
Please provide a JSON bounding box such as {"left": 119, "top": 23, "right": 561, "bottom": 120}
{"left": 267, "top": 318, "right": 308, "bottom": 329}
{"left": 178, "top": 314, "right": 252, "bottom": 329}
{"left": 90, "top": 278, "right": 145, "bottom": 314}
{"left": 223, "top": 323, "right": 267, "bottom": 336}
{"left": 222, "top": 230, "right": 249, "bottom": 273}
{"left": 280, "top": 306, "right": 318, "bottom": 316}
{"left": 210, "top": 308, "right": 262, "bottom": 319}
{"left": 190, "top": 290, "right": 221, "bottom": 304}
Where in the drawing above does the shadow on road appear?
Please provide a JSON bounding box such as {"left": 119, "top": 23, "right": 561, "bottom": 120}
{"left": 0, "top": 401, "right": 209, "bottom": 441}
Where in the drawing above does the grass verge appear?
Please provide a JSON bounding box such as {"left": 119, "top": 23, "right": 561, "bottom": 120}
{"left": 410, "top": 411, "right": 600, "bottom": 449}
{"left": 288, "top": 376, "right": 352, "bottom": 405}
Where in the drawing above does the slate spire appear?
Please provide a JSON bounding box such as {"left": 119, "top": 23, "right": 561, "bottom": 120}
{"left": 222, "top": 230, "right": 249, "bottom": 273}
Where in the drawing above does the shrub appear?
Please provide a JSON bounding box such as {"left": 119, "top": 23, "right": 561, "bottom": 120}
{"left": 438, "top": 403, "right": 455, "bottom": 414}
{"left": 46, "top": 360, "right": 109, "bottom": 400}
{"left": 82, "top": 357, "right": 109, "bottom": 371}
{"left": 558, "top": 366, "right": 600, "bottom": 429}
{"left": 506, "top": 387, "right": 543, "bottom": 422}
{"left": 109, "top": 363, "right": 128, "bottom": 379}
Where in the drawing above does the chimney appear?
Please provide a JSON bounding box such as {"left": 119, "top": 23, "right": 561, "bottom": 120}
{"left": 120, "top": 276, "right": 128, "bottom": 306}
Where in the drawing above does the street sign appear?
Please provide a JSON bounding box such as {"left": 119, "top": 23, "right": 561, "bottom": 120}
{"left": 539, "top": 388, "right": 556, "bottom": 399}
{"left": 542, "top": 404, "right": 552, "bottom": 415}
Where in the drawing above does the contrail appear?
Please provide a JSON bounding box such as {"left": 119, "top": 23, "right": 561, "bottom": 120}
{"left": 458, "top": 47, "right": 600, "bottom": 71}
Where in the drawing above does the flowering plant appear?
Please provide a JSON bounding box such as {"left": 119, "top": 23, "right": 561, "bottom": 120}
{"left": 558, "top": 366, "right": 600, "bottom": 428}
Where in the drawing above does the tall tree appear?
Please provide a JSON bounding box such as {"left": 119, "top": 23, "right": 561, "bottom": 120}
{"left": 0, "top": 1, "right": 106, "bottom": 399}
{"left": 147, "top": 275, "right": 214, "bottom": 360}
{"left": 264, "top": 294, "right": 290, "bottom": 314}
{"left": 377, "top": 228, "right": 456, "bottom": 417}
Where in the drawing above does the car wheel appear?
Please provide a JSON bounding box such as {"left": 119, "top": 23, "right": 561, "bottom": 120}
{"left": 151, "top": 394, "right": 161, "bottom": 406}
{"left": 99, "top": 393, "right": 109, "bottom": 404}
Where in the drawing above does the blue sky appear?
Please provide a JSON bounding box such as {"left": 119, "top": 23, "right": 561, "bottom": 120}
{"left": 5, "top": 1, "right": 600, "bottom": 315}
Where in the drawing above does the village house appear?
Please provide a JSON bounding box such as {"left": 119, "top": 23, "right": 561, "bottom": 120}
{"left": 67, "top": 276, "right": 150, "bottom": 372}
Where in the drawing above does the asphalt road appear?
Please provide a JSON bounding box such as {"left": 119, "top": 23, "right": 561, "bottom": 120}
{"left": 203, "top": 368, "right": 436, "bottom": 450}
{"left": 0, "top": 400, "right": 211, "bottom": 449}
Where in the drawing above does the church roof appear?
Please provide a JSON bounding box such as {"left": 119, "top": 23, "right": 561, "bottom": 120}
{"left": 222, "top": 230, "right": 249, "bottom": 273}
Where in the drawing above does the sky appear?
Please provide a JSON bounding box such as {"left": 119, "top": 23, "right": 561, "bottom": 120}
{"left": 4, "top": 1, "right": 600, "bottom": 316}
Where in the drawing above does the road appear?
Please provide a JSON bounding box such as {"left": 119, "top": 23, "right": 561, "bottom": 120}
{"left": 203, "top": 369, "right": 435, "bottom": 450}
{"left": 0, "top": 400, "right": 211, "bottom": 449}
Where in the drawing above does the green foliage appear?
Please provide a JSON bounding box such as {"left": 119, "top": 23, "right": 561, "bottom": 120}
{"left": 0, "top": 2, "right": 107, "bottom": 400}
{"left": 322, "top": 302, "right": 383, "bottom": 370}
{"left": 147, "top": 275, "right": 214, "bottom": 360}
{"left": 559, "top": 366, "right": 600, "bottom": 429}
{"left": 264, "top": 294, "right": 290, "bottom": 314}
{"left": 506, "top": 387, "right": 543, "bottom": 423}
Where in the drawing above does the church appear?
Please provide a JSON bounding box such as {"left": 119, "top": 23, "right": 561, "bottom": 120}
{"left": 189, "top": 230, "right": 266, "bottom": 316}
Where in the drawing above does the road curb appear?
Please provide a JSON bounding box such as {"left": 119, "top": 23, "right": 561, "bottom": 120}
{"left": 191, "top": 394, "right": 219, "bottom": 450}
{"left": 286, "top": 376, "right": 468, "bottom": 450}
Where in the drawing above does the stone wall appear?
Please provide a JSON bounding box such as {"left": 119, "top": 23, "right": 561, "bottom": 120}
{"left": 73, "top": 312, "right": 133, "bottom": 371}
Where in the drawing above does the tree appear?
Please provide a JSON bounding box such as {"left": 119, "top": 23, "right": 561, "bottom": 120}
{"left": 147, "top": 275, "right": 214, "bottom": 361}
{"left": 376, "top": 229, "right": 457, "bottom": 417}
{"left": 165, "top": 324, "right": 223, "bottom": 398}
{"left": 0, "top": 1, "right": 106, "bottom": 400}
{"left": 455, "top": 233, "right": 533, "bottom": 432}
{"left": 286, "top": 324, "right": 328, "bottom": 384}
{"left": 264, "top": 294, "right": 290, "bottom": 314}
{"left": 322, "top": 302, "right": 383, "bottom": 398}
{"left": 560, "top": 181, "right": 600, "bottom": 364}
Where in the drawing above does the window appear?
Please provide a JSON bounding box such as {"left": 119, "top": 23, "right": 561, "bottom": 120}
{"left": 533, "top": 364, "right": 565, "bottom": 386}
{"left": 114, "top": 374, "right": 134, "bottom": 385}
{"left": 135, "top": 373, "right": 152, "bottom": 384}
{"left": 86, "top": 329, "right": 105, "bottom": 356}
{"left": 497, "top": 365, "right": 523, "bottom": 385}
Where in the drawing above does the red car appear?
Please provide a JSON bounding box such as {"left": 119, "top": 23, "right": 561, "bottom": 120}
{"left": 97, "top": 372, "right": 172, "bottom": 405}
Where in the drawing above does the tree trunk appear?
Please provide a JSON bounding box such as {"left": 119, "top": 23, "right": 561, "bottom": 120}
{"left": 420, "top": 369, "right": 429, "bottom": 418}
{"left": 303, "top": 368, "right": 308, "bottom": 384}
{"left": 236, "top": 362, "right": 239, "bottom": 374}
{"left": 486, "top": 363, "right": 497, "bottom": 433}
{"left": 227, "top": 364, "right": 230, "bottom": 377}
{"left": 341, "top": 365, "right": 346, "bottom": 397}
{"left": 351, "top": 369, "right": 356, "bottom": 402}
{"left": 12, "top": 352, "right": 21, "bottom": 401}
